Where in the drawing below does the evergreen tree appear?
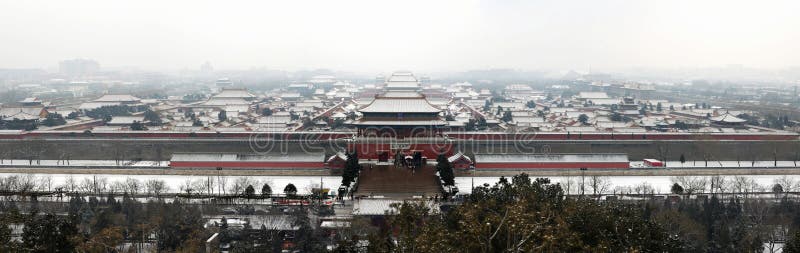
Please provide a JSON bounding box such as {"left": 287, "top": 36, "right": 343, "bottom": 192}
{"left": 578, "top": 114, "right": 589, "bottom": 125}
{"left": 501, "top": 111, "right": 513, "bottom": 122}
{"left": 0, "top": 218, "right": 13, "bottom": 251}
{"left": 786, "top": 231, "right": 800, "bottom": 253}
{"left": 22, "top": 213, "right": 79, "bottom": 252}
{"left": 436, "top": 153, "right": 455, "bottom": 186}
{"left": 130, "top": 120, "right": 146, "bottom": 131}
{"left": 244, "top": 185, "right": 255, "bottom": 198}
{"left": 66, "top": 111, "right": 80, "bottom": 119}
{"left": 465, "top": 118, "right": 476, "bottom": 131}
{"left": 42, "top": 113, "right": 67, "bottom": 127}
{"left": 143, "top": 110, "right": 162, "bottom": 126}
{"left": 342, "top": 150, "right": 361, "bottom": 186}
{"left": 526, "top": 100, "right": 536, "bottom": 109}
{"left": 671, "top": 183, "right": 684, "bottom": 195}
{"left": 284, "top": 183, "right": 298, "bottom": 196}
{"left": 261, "top": 184, "right": 272, "bottom": 196}
{"left": 218, "top": 110, "right": 227, "bottom": 121}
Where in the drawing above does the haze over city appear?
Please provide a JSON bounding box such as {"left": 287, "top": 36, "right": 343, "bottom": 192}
{"left": 3, "top": 1, "right": 800, "bottom": 252}
{"left": 1, "top": 0, "right": 799, "bottom": 72}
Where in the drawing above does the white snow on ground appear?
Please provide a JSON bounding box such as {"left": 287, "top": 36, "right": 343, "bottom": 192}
{"left": 630, "top": 160, "right": 800, "bottom": 168}
{"left": 0, "top": 160, "right": 164, "bottom": 167}
{"left": 455, "top": 175, "right": 800, "bottom": 195}
{"left": 0, "top": 173, "right": 340, "bottom": 195}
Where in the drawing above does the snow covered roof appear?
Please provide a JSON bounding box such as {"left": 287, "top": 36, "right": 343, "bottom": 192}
{"left": 79, "top": 102, "right": 122, "bottom": 110}
{"left": 0, "top": 107, "right": 44, "bottom": 120}
{"left": 385, "top": 72, "right": 420, "bottom": 89}
{"left": 578, "top": 92, "right": 609, "bottom": 99}
{"left": 587, "top": 98, "right": 622, "bottom": 105}
{"left": 504, "top": 84, "right": 533, "bottom": 91}
{"left": 327, "top": 152, "right": 348, "bottom": 162}
{"left": 94, "top": 94, "right": 141, "bottom": 102}
{"left": 280, "top": 92, "right": 302, "bottom": 98}
{"left": 564, "top": 126, "right": 597, "bottom": 132}
{"left": 213, "top": 88, "right": 255, "bottom": 99}
{"left": 19, "top": 97, "right": 41, "bottom": 103}
{"left": 448, "top": 152, "right": 472, "bottom": 163}
{"left": 257, "top": 116, "right": 293, "bottom": 124}
{"left": 107, "top": 116, "right": 146, "bottom": 125}
{"left": 382, "top": 91, "right": 424, "bottom": 98}
{"left": 710, "top": 113, "right": 746, "bottom": 123}
{"left": 288, "top": 83, "right": 313, "bottom": 88}
{"left": 350, "top": 120, "right": 447, "bottom": 126}
{"left": 203, "top": 98, "right": 249, "bottom": 106}
{"left": 358, "top": 94, "right": 441, "bottom": 113}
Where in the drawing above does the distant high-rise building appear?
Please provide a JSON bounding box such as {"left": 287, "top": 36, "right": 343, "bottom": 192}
{"left": 200, "top": 61, "right": 214, "bottom": 73}
{"left": 215, "top": 78, "right": 234, "bottom": 88}
{"left": 59, "top": 59, "right": 100, "bottom": 77}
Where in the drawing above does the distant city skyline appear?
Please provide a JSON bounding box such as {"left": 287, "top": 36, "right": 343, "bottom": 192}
{"left": 1, "top": 0, "right": 799, "bottom": 73}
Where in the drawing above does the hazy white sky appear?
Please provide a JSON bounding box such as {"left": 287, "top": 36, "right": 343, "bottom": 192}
{"left": 0, "top": 0, "right": 798, "bottom": 72}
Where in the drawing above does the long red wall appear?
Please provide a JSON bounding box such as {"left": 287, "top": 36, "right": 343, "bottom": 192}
{"left": 169, "top": 161, "right": 323, "bottom": 169}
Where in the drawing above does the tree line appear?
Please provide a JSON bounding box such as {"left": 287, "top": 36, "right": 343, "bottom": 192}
{"left": 334, "top": 174, "right": 800, "bottom": 252}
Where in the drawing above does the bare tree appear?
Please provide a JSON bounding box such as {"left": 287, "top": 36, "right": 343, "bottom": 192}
{"left": 204, "top": 176, "right": 215, "bottom": 195}
{"left": 589, "top": 176, "right": 611, "bottom": 198}
{"left": 672, "top": 176, "right": 707, "bottom": 196}
{"left": 613, "top": 186, "right": 631, "bottom": 197}
{"left": 145, "top": 179, "right": 166, "bottom": 197}
{"left": 109, "top": 181, "right": 126, "bottom": 194}
{"left": 191, "top": 179, "right": 208, "bottom": 195}
{"left": 17, "top": 174, "right": 38, "bottom": 193}
{"left": 217, "top": 176, "right": 229, "bottom": 195}
{"left": 180, "top": 179, "right": 194, "bottom": 195}
{"left": 633, "top": 182, "right": 656, "bottom": 196}
{"left": 124, "top": 177, "right": 142, "bottom": 195}
{"left": 731, "top": 176, "right": 762, "bottom": 199}
{"left": 709, "top": 175, "right": 727, "bottom": 195}
{"left": 39, "top": 175, "right": 53, "bottom": 191}
{"left": 775, "top": 176, "right": 797, "bottom": 198}
{"left": 231, "top": 177, "right": 256, "bottom": 195}
{"left": 64, "top": 175, "right": 78, "bottom": 193}
{"left": 560, "top": 177, "right": 575, "bottom": 195}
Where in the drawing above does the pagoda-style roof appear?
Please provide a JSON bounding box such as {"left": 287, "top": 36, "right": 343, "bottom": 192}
{"left": 349, "top": 119, "right": 448, "bottom": 126}
{"left": 358, "top": 92, "right": 441, "bottom": 114}
{"left": 384, "top": 72, "right": 420, "bottom": 90}
{"left": 94, "top": 94, "right": 141, "bottom": 103}
{"left": 213, "top": 88, "right": 255, "bottom": 99}
{"left": 710, "top": 112, "right": 746, "bottom": 123}
{"left": 448, "top": 151, "right": 472, "bottom": 163}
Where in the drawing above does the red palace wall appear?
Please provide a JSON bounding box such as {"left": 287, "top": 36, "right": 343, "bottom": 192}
{"left": 326, "top": 159, "right": 346, "bottom": 170}
{"left": 169, "top": 161, "right": 323, "bottom": 169}
{"left": 476, "top": 162, "right": 630, "bottom": 170}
